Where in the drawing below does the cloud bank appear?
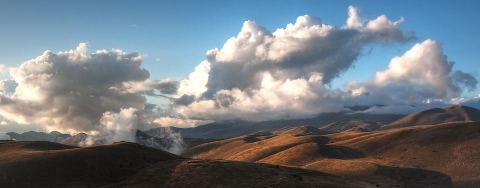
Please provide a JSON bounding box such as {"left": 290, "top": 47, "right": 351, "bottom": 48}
{"left": 0, "top": 6, "right": 477, "bottom": 132}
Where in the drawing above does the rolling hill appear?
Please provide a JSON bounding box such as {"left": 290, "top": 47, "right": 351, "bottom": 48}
{"left": 320, "top": 119, "right": 383, "bottom": 133}
{"left": 381, "top": 105, "right": 480, "bottom": 130}
{"left": 0, "top": 141, "right": 181, "bottom": 187}
{"left": 104, "top": 159, "right": 378, "bottom": 188}
{"left": 0, "top": 140, "right": 381, "bottom": 187}
{"left": 4, "top": 105, "right": 479, "bottom": 187}
{"left": 185, "top": 122, "right": 480, "bottom": 187}
{"left": 273, "top": 125, "right": 328, "bottom": 135}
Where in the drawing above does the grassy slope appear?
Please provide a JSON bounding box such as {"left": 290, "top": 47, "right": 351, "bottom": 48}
{"left": 382, "top": 105, "right": 480, "bottom": 130}
{"left": 186, "top": 122, "right": 480, "bottom": 187}
{"left": 0, "top": 141, "right": 182, "bottom": 187}
{"left": 0, "top": 141, "right": 377, "bottom": 188}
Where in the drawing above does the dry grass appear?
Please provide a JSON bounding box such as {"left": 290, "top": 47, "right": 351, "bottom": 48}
{"left": 0, "top": 141, "right": 182, "bottom": 187}
{"left": 273, "top": 125, "right": 328, "bottom": 135}
{"left": 0, "top": 140, "right": 380, "bottom": 187}
{"left": 104, "top": 159, "right": 377, "bottom": 188}
{"left": 382, "top": 105, "right": 480, "bottom": 130}
{"left": 185, "top": 122, "right": 480, "bottom": 187}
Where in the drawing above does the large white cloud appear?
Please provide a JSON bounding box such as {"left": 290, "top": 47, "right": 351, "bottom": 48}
{"left": 166, "top": 6, "right": 420, "bottom": 124}
{"left": 0, "top": 43, "right": 176, "bottom": 134}
{"left": 196, "top": 10, "right": 413, "bottom": 99}
{"left": 346, "top": 39, "right": 477, "bottom": 105}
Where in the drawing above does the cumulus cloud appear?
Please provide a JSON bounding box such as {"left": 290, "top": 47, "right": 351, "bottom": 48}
{"left": 173, "top": 73, "right": 345, "bottom": 121}
{"left": 177, "top": 60, "right": 210, "bottom": 98}
{"left": 363, "top": 15, "right": 412, "bottom": 43}
{"left": 1, "top": 6, "right": 477, "bottom": 131}
{"left": 0, "top": 43, "right": 183, "bottom": 149}
{"left": 347, "top": 39, "right": 478, "bottom": 105}
{"left": 198, "top": 11, "right": 412, "bottom": 98}
{"left": 168, "top": 6, "right": 417, "bottom": 123}
{"left": 0, "top": 43, "right": 149, "bottom": 132}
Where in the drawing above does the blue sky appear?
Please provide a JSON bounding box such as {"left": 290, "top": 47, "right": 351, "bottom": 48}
{"left": 1, "top": 0, "right": 480, "bottom": 133}
{"left": 1, "top": 0, "right": 479, "bottom": 95}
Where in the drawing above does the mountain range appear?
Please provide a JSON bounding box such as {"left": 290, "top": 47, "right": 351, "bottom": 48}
{"left": 6, "top": 105, "right": 479, "bottom": 147}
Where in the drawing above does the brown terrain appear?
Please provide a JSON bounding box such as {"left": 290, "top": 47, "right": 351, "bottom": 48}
{"left": 185, "top": 121, "right": 480, "bottom": 187}
{"left": 0, "top": 140, "right": 381, "bottom": 188}
{"left": 2, "top": 105, "right": 479, "bottom": 187}
{"left": 144, "top": 112, "right": 404, "bottom": 139}
{"left": 320, "top": 119, "right": 382, "bottom": 133}
{"left": 273, "top": 125, "right": 329, "bottom": 136}
{"left": 381, "top": 105, "right": 480, "bottom": 130}
{"left": 0, "top": 141, "right": 181, "bottom": 187}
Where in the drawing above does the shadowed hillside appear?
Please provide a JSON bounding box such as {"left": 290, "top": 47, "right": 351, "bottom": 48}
{"left": 0, "top": 141, "right": 182, "bottom": 187}
{"left": 104, "top": 159, "right": 376, "bottom": 188}
{"left": 186, "top": 122, "right": 480, "bottom": 187}
{"left": 0, "top": 141, "right": 382, "bottom": 187}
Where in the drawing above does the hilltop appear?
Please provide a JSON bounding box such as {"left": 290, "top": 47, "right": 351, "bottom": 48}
{"left": 382, "top": 105, "right": 480, "bottom": 130}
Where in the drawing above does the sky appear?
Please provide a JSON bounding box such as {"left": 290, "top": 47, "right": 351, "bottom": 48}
{"left": 0, "top": 0, "right": 479, "bottom": 134}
